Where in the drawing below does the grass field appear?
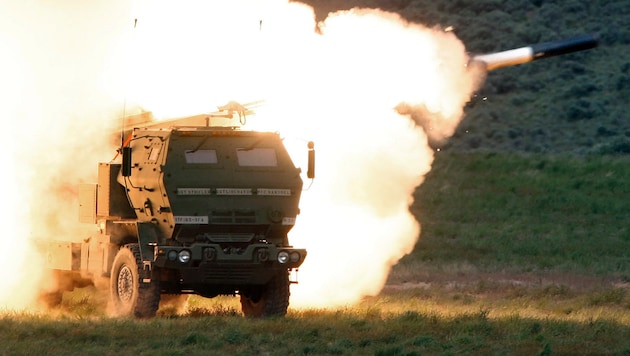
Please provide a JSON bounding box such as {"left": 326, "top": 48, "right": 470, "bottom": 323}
{"left": 2, "top": 152, "right": 630, "bottom": 355}
{"left": 403, "top": 151, "right": 630, "bottom": 277}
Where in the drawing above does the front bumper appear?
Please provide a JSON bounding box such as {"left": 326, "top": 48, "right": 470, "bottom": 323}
{"left": 153, "top": 243, "right": 306, "bottom": 285}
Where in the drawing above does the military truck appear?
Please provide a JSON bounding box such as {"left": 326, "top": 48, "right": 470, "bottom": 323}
{"left": 37, "top": 105, "right": 314, "bottom": 318}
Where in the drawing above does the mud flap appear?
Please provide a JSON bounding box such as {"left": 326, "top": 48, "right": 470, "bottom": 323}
{"left": 137, "top": 222, "right": 159, "bottom": 283}
{"left": 141, "top": 261, "right": 153, "bottom": 284}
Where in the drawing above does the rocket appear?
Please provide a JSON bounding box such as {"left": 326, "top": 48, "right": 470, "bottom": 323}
{"left": 471, "top": 33, "right": 599, "bottom": 71}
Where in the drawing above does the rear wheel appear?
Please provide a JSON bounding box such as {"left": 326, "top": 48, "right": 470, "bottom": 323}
{"left": 110, "top": 244, "right": 160, "bottom": 318}
{"left": 240, "top": 270, "right": 290, "bottom": 318}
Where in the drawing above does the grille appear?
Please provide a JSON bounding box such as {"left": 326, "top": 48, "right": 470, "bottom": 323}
{"left": 200, "top": 263, "right": 255, "bottom": 283}
{"left": 207, "top": 233, "right": 254, "bottom": 243}
{"left": 210, "top": 210, "right": 256, "bottom": 224}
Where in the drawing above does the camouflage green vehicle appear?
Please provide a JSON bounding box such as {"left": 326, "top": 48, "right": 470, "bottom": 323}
{"left": 39, "top": 106, "right": 314, "bottom": 318}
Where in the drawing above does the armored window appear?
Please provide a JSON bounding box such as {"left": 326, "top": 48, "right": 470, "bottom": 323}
{"left": 184, "top": 149, "right": 218, "bottom": 164}
{"left": 236, "top": 148, "right": 277, "bottom": 167}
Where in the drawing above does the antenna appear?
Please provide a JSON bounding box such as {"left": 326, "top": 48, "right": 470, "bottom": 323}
{"left": 120, "top": 18, "right": 139, "bottom": 149}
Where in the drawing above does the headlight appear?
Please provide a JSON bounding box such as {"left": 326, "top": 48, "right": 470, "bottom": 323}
{"left": 290, "top": 251, "right": 300, "bottom": 263}
{"left": 277, "top": 251, "right": 289, "bottom": 264}
{"left": 178, "top": 250, "right": 191, "bottom": 263}
{"left": 167, "top": 250, "right": 178, "bottom": 261}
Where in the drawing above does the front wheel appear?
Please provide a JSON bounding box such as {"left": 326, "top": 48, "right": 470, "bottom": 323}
{"left": 109, "top": 244, "right": 160, "bottom": 318}
{"left": 240, "top": 270, "right": 290, "bottom": 318}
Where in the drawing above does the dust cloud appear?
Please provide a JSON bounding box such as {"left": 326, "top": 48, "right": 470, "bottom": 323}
{"left": 0, "top": 0, "right": 484, "bottom": 311}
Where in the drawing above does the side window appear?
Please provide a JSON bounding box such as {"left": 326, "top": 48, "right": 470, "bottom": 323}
{"left": 185, "top": 149, "right": 218, "bottom": 164}
{"left": 236, "top": 148, "right": 277, "bottom": 167}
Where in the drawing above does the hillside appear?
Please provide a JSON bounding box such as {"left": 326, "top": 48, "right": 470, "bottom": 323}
{"left": 298, "top": 0, "right": 630, "bottom": 154}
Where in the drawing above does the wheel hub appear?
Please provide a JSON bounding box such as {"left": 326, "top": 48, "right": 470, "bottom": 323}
{"left": 117, "top": 265, "right": 134, "bottom": 302}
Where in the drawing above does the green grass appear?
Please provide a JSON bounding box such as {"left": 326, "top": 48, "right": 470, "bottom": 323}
{"left": 2, "top": 294, "right": 630, "bottom": 355}
{"left": 398, "top": 152, "right": 630, "bottom": 278}
{"left": 3, "top": 152, "right": 630, "bottom": 355}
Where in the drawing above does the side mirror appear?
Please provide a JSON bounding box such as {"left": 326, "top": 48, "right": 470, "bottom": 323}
{"left": 122, "top": 146, "right": 132, "bottom": 177}
{"left": 307, "top": 141, "right": 315, "bottom": 179}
